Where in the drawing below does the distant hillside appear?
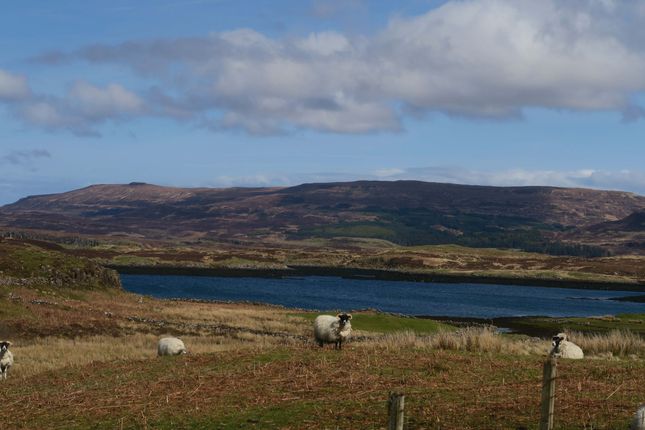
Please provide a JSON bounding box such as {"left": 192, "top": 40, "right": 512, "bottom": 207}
{"left": 565, "top": 211, "right": 645, "bottom": 253}
{"left": 1, "top": 181, "right": 644, "bottom": 255}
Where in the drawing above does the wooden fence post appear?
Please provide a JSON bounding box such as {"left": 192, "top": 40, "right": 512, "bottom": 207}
{"left": 539, "top": 358, "right": 557, "bottom": 430}
{"left": 388, "top": 392, "right": 405, "bottom": 430}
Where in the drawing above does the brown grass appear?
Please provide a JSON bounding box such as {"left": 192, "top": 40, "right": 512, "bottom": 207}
{"left": 3, "top": 289, "right": 645, "bottom": 429}
{"left": 2, "top": 345, "right": 644, "bottom": 429}
{"left": 9, "top": 334, "right": 273, "bottom": 379}
{"left": 364, "top": 327, "right": 550, "bottom": 356}
{"left": 569, "top": 329, "right": 645, "bottom": 357}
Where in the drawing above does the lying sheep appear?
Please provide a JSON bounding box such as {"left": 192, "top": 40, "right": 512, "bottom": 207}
{"left": 157, "top": 337, "right": 187, "bottom": 356}
{"left": 314, "top": 313, "right": 352, "bottom": 350}
{"left": 550, "top": 333, "right": 584, "bottom": 359}
{"left": 631, "top": 404, "right": 645, "bottom": 430}
{"left": 0, "top": 341, "right": 13, "bottom": 380}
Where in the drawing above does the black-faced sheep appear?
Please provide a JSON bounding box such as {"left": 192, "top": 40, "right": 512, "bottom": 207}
{"left": 0, "top": 341, "right": 13, "bottom": 380}
{"left": 157, "top": 337, "right": 187, "bottom": 356}
{"left": 631, "top": 404, "right": 645, "bottom": 430}
{"left": 550, "top": 333, "right": 584, "bottom": 359}
{"left": 313, "top": 313, "right": 352, "bottom": 350}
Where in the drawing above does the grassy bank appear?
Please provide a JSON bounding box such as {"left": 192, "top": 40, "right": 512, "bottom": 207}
{"left": 51, "top": 239, "right": 645, "bottom": 288}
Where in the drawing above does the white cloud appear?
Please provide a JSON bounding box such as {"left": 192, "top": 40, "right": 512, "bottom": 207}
{"left": 12, "top": 82, "right": 145, "bottom": 136}
{"left": 295, "top": 32, "right": 351, "bottom": 56}
{"left": 0, "top": 69, "right": 30, "bottom": 101}
{"left": 69, "top": 81, "right": 144, "bottom": 118}
{"left": 17, "top": 0, "right": 645, "bottom": 134}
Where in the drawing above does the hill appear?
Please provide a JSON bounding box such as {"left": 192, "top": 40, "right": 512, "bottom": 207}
{"left": 0, "top": 237, "right": 121, "bottom": 292}
{"left": 1, "top": 181, "right": 644, "bottom": 255}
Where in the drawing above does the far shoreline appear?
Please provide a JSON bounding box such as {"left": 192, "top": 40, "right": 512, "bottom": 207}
{"left": 109, "top": 264, "right": 645, "bottom": 292}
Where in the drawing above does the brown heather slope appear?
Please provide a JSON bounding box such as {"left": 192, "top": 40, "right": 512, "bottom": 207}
{"left": 1, "top": 180, "right": 644, "bottom": 254}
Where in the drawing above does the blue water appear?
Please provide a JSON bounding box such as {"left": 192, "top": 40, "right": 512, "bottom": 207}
{"left": 120, "top": 274, "right": 645, "bottom": 319}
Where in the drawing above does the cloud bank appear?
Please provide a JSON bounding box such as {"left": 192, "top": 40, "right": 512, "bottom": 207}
{"left": 4, "top": 0, "right": 645, "bottom": 135}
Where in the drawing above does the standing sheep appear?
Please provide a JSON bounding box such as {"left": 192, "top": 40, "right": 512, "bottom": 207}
{"left": 550, "top": 333, "right": 584, "bottom": 359}
{"left": 157, "top": 337, "right": 187, "bottom": 356}
{"left": 631, "top": 404, "right": 645, "bottom": 430}
{"left": 313, "top": 313, "right": 352, "bottom": 350}
{"left": 0, "top": 341, "right": 13, "bottom": 380}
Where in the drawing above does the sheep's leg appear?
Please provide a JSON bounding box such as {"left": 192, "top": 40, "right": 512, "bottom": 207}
{"left": 317, "top": 340, "right": 324, "bottom": 348}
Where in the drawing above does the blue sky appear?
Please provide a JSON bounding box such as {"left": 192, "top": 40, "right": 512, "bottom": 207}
{"left": 1, "top": 0, "right": 645, "bottom": 205}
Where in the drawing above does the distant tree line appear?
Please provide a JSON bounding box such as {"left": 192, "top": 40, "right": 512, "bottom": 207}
{"left": 292, "top": 208, "right": 612, "bottom": 258}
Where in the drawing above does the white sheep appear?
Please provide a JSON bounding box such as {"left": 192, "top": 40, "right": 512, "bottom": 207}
{"left": 0, "top": 341, "right": 13, "bottom": 380}
{"left": 631, "top": 404, "right": 645, "bottom": 430}
{"left": 157, "top": 337, "right": 187, "bottom": 356}
{"left": 313, "top": 313, "right": 352, "bottom": 350}
{"left": 550, "top": 333, "right": 584, "bottom": 359}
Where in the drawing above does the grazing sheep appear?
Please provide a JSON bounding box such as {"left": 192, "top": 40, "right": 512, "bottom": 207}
{"left": 313, "top": 313, "right": 352, "bottom": 350}
{"left": 157, "top": 337, "right": 187, "bottom": 356}
{"left": 550, "top": 333, "right": 584, "bottom": 359}
{"left": 0, "top": 341, "right": 13, "bottom": 380}
{"left": 631, "top": 404, "right": 645, "bottom": 430}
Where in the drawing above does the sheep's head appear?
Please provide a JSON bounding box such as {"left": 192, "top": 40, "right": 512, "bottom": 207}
{"left": 337, "top": 313, "right": 352, "bottom": 327}
{"left": 552, "top": 333, "right": 567, "bottom": 348}
{"left": 0, "top": 341, "right": 11, "bottom": 353}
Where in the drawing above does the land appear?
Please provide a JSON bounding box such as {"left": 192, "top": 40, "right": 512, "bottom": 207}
{"left": 1, "top": 180, "right": 644, "bottom": 257}
{"left": 1, "top": 181, "right": 645, "bottom": 428}
{"left": 0, "top": 180, "right": 643, "bottom": 292}
{"left": 2, "top": 239, "right": 645, "bottom": 429}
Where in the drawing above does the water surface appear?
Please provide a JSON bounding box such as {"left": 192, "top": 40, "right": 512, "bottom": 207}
{"left": 121, "top": 274, "right": 645, "bottom": 318}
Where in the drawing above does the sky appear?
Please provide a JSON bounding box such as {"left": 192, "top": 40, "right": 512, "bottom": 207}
{"left": 1, "top": 0, "right": 645, "bottom": 205}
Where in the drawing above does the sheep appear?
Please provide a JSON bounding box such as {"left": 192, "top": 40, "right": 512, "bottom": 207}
{"left": 313, "top": 313, "right": 352, "bottom": 350}
{"left": 0, "top": 341, "right": 13, "bottom": 380}
{"left": 631, "top": 404, "right": 645, "bottom": 430}
{"left": 550, "top": 333, "right": 584, "bottom": 359}
{"left": 157, "top": 337, "right": 187, "bottom": 356}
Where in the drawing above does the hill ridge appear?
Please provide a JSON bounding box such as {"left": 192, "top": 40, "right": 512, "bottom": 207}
{"left": 1, "top": 180, "right": 643, "bottom": 255}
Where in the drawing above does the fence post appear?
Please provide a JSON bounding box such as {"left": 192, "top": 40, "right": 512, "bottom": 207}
{"left": 388, "top": 392, "right": 405, "bottom": 430}
{"left": 539, "top": 358, "right": 557, "bottom": 430}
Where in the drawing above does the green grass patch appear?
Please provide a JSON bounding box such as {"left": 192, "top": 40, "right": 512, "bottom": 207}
{"left": 189, "top": 402, "right": 315, "bottom": 430}
{"left": 291, "top": 312, "right": 452, "bottom": 334}
{"left": 500, "top": 313, "right": 645, "bottom": 336}
{"left": 110, "top": 254, "right": 161, "bottom": 266}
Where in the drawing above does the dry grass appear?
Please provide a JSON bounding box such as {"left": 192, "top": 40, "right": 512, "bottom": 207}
{"left": 3, "top": 345, "right": 645, "bottom": 429}
{"left": 10, "top": 332, "right": 302, "bottom": 379}
{"left": 364, "top": 327, "right": 550, "bottom": 356}
{"left": 11, "top": 335, "right": 228, "bottom": 379}
{"left": 156, "top": 300, "right": 310, "bottom": 336}
{"left": 569, "top": 329, "right": 645, "bottom": 357}
{"left": 3, "top": 290, "right": 645, "bottom": 429}
{"left": 364, "top": 327, "right": 645, "bottom": 359}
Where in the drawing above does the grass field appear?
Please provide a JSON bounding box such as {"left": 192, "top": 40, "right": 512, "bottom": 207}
{"left": 2, "top": 285, "right": 645, "bottom": 429}
{"left": 2, "top": 238, "right": 645, "bottom": 429}
{"left": 3, "top": 342, "right": 645, "bottom": 429}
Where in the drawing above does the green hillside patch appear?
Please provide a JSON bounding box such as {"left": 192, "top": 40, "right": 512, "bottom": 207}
{"left": 291, "top": 311, "right": 452, "bottom": 334}
{"left": 0, "top": 239, "right": 122, "bottom": 292}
